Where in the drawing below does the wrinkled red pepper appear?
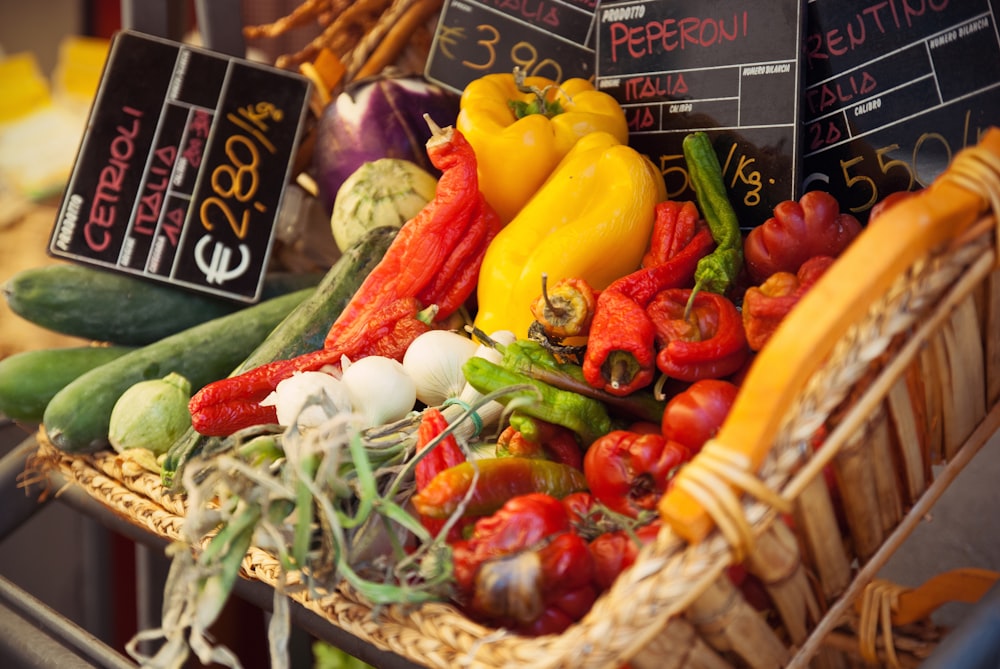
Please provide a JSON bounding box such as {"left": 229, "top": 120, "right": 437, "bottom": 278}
{"left": 411, "top": 457, "right": 588, "bottom": 520}
{"left": 451, "top": 493, "right": 597, "bottom": 635}
{"left": 742, "top": 255, "right": 834, "bottom": 352}
{"left": 496, "top": 420, "right": 583, "bottom": 471}
{"left": 743, "top": 190, "right": 861, "bottom": 284}
{"left": 582, "top": 201, "right": 715, "bottom": 397}
{"left": 189, "top": 125, "right": 502, "bottom": 437}
{"left": 583, "top": 430, "right": 692, "bottom": 518}
{"left": 646, "top": 288, "right": 748, "bottom": 382}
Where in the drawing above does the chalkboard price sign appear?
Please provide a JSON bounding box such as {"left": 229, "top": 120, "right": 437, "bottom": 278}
{"left": 425, "top": 0, "right": 599, "bottom": 94}
{"left": 595, "top": 0, "right": 805, "bottom": 229}
{"left": 802, "top": 1, "right": 1000, "bottom": 222}
{"left": 48, "top": 31, "right": 311, "bottom": 302}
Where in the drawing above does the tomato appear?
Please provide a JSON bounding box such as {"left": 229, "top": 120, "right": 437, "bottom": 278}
{"left": 743, "top": 190, "right": 862, "bottom": 283}
{"left": 661, "top": 379, "right": 739, "bottom": 454}
{"left": 589, "top": 521, "right": 661, "bottom": 591}
{"left": 584, "top": 430, "right": 692, "bottom": 517}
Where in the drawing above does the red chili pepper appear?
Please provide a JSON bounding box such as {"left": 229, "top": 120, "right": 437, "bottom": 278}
{"left": 584, "top": 430, "right": 692, "bottom": 518}
{"left": 743, "top": 190, "right": 861, "bottom": 284}
{"left": 742, "top": 255, "right": 834, "bottom": 352}
{"left": 415, "top": 407, "right": 466, "bottom": 490}
{"left": 661, "top": 379, "right": 739, "bottom": 454}
{"left": 189, "top": 125, "right": 500, "bottom": 437}
{"left": 451, "top": 493, "right": 596, "bottom": 635}
{"left": 411, "top": 457, "right": 588, "bottom": 520}
{"left": 646, "top": 288, "right": 748, "bottom": 383}
{"left": 413, "top": 407, "right": 470, "bottom": 539}
{"left": 583, "top": 201, "right": 715, "bottom": 397}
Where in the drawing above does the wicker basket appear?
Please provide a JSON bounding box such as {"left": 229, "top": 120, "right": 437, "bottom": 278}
{"left": 27, "top": 127, "right": 1000, "bottom": 668}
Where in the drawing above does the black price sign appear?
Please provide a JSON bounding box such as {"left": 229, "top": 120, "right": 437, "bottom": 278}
{"left": 595, "top": 0, "right": 805, "bottom": 229}
{"left": 425, "top": 0, "right": 599, "bottom": 94}
{"left": 802, "top": 1, "right": 1000, "bottom": 222}
{"left": 48, "top": 31, "right": 311, "bottom": 302}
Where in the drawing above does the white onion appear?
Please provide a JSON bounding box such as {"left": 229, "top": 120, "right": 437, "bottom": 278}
{"left": 340, "top": 356, "right": 417, "bottom": 428}
{"left": 402, "top": 329, "right": 480, "bottom": 406}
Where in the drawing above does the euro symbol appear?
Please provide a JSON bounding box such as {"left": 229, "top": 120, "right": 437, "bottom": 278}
{"left": 438, "top": 25, "right": 465, "bottom": 59}
{"left": 194, "top": 235, "right": 251, "bottom": 284}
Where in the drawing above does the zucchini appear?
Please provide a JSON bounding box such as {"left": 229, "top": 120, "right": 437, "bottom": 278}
{"left": 43, "top": 288, "right": 314, "bottom": 454}
{"left": 0, "top": 345, "right": 135, "bottom": 423}
{"left": 3, "top": 265, "right": 322, "bottom": 346}
{"left": 161, "top": 226, "right": 398, "bottom": 488}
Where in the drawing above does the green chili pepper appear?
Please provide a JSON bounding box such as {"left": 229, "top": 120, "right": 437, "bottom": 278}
{"left": 682, "top": 131, "right": 743, "bottom": 297}
{"left": 462, "top": 356, "right": 612, "bottom": 445}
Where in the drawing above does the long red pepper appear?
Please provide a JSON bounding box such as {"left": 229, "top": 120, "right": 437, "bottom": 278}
{"left": 189, "top": 123, "right": 501, "bottom": 437}
{"left": 647, "top": 288, "right": 749, "bottom": 382}
{"left": 582, "top": 200, "right": 715, "bottom": 396}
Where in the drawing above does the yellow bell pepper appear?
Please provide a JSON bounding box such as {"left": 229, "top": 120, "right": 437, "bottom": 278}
{"left": 473, "top": 131, "right": 667, "bottom": 340}
{"left": 457, "top": 70, "right": 629, "bottom": 224}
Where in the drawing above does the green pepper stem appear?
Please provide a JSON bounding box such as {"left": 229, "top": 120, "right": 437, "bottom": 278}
{"left": 684, "top": 277, "right": 705, "bottom": 321}
{"left": 509, "top": 67, "right": 565, "bottom": 119}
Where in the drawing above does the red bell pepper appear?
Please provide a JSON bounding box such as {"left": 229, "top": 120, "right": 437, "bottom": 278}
{"left": 646, "top": 288, "right": 749, "bottom": 382}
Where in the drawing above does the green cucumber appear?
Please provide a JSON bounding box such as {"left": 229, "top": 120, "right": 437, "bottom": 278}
{"left": 161, "top": 226, "right": 398, "bottom": 488}
{"left": 0, "top": 345, "right": 136, "bottom": 423}
{"left": 3, "top": 265, "right": 322, "bottom": 346}
{"left": 43, "top": 288, "right": 314, "bottom": 454}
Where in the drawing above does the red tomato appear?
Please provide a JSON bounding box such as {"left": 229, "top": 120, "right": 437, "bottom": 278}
{"left": 589, "top": 522, "right": 661, "bottom": 591}
{"left": 584, "top": 430, "right": 692, "bottom": 517}
{"left": 661, "top": 379, "right": 739, "bottom": 454}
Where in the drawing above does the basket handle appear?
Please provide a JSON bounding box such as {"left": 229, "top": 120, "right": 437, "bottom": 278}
{"left": 659, "top": 127, "right": 1000, "bottom": 546}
